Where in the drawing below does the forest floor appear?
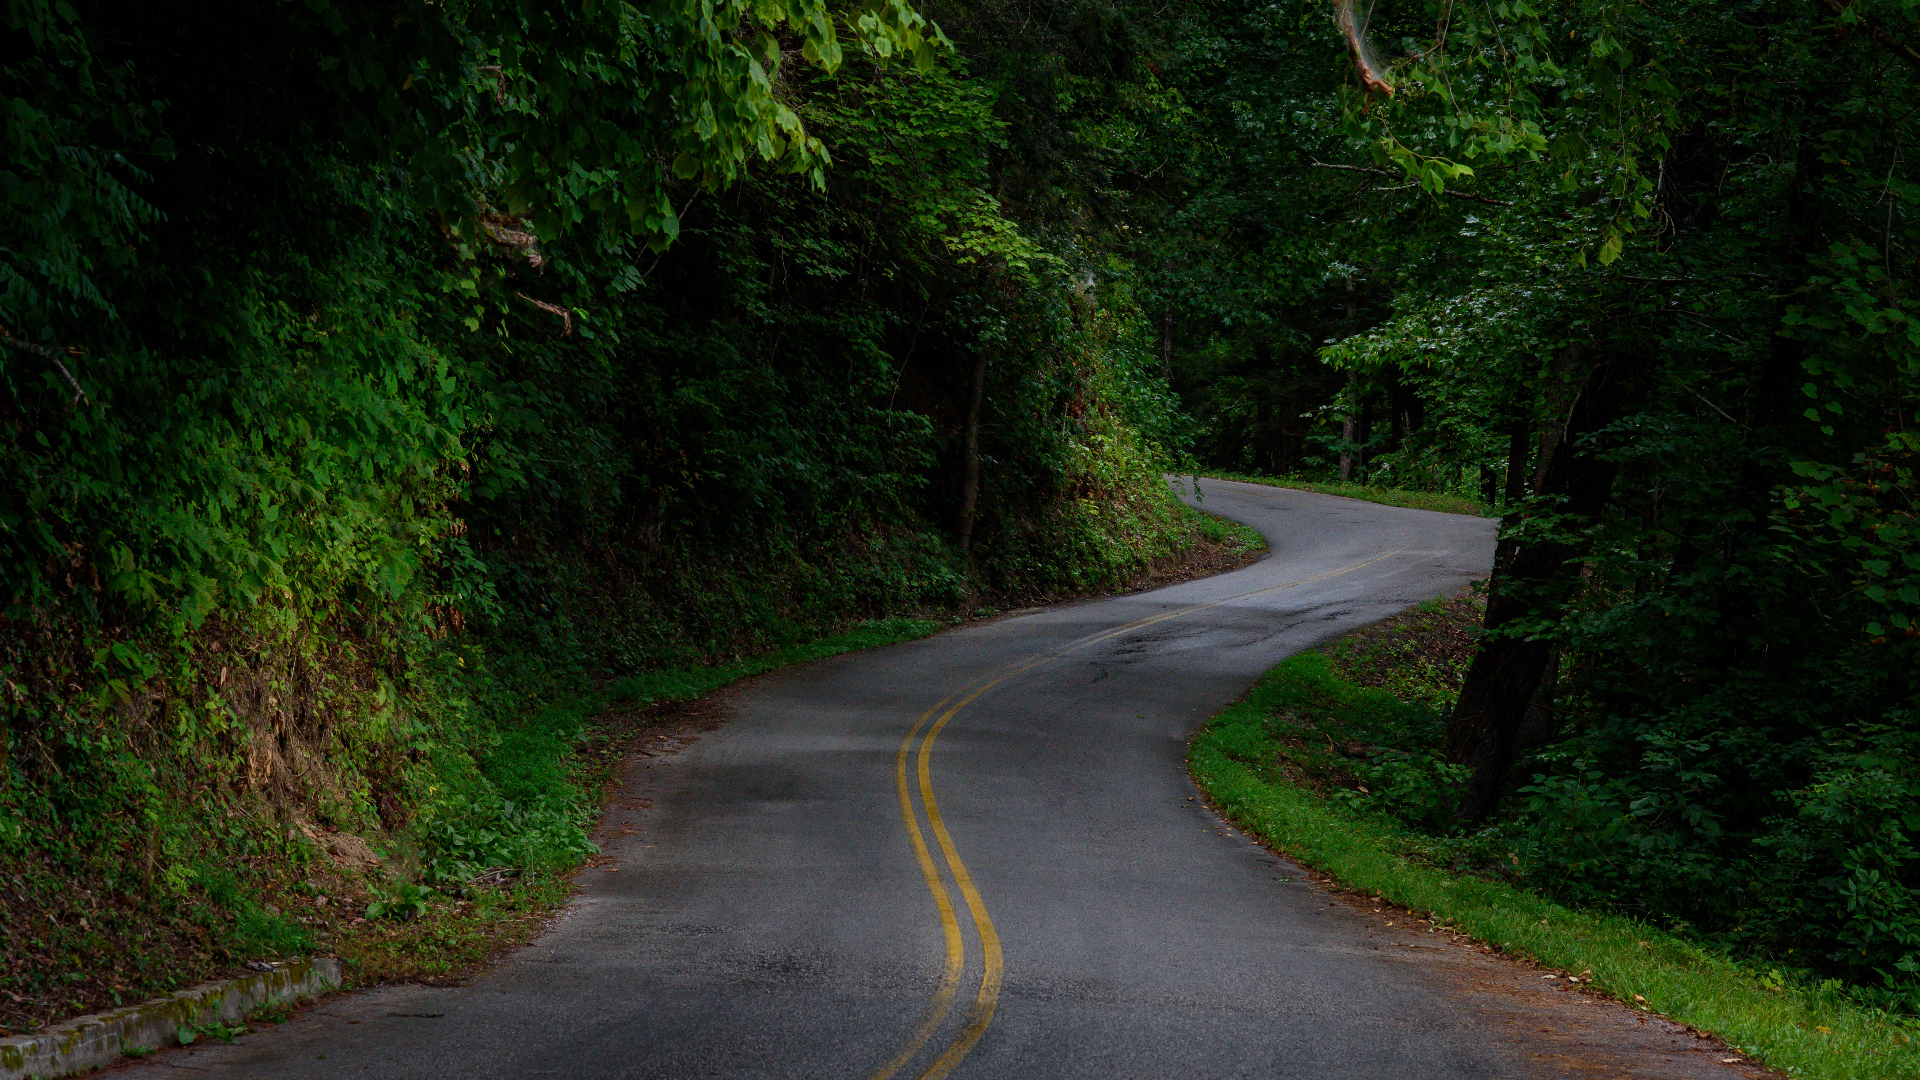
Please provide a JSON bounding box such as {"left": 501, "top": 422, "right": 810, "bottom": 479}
{"left": 1189, "top": 592, "right": 1920, "bottom": 1080}
{"left": 3, "top": 506, "right": 1265, "bottom": 1040}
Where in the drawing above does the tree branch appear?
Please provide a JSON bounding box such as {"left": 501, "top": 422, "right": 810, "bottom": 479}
{"left": 514, "top": 293, "right": 573, "bottom": 336}
{"left": 1819, "top": 0, "right": 1920, "bottom": 73}
{"left": 1309, "top": 162, "right": 1515, "bottom": 206}
{"left": 0, "top": 332, "right": 90, "bottom": 404}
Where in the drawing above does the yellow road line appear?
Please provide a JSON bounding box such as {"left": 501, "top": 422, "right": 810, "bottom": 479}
{"left": 875, "top": 532, "right": 1416, "bottom": 1079}
{"left": 914, "top": 685, "right": 1006, "bottom": 1080}
{"left": 868, "top": 694, "right": 971, "bottom": 1080}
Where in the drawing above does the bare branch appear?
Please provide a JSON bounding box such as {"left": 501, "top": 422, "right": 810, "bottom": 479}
{"left": 1309, "top": 162, "right": 1515, "bottom": 206}
{"left": 0, "top": 330, "right": 90, "bottom": 404}
{"left": 1665, "top": 373, "right": 1747, "bottom": 430}
{"left": 514, "top": 293, "right": 573, "bottom": 336}
{"left": 1333, "top": 0, "right": 1395, "bottom": 95}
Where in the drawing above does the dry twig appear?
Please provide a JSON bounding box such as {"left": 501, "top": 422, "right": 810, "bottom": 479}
{"left": 0, "top": 330, "right": 90, "bottom": 404}
{"left": 514, "top": 293, "right": 573, "bottom": 336}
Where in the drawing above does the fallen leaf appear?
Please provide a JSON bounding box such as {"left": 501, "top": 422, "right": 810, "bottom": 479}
{"left": 1816, "top": 1026, "right": 1830, "bottom": 1034}
{"left": 1633, "top": 994, "right": 1647, "bottom": 1003}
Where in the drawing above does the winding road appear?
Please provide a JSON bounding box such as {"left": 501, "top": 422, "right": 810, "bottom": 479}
{"left": 120, "top": 479, "right": 1757, "bottom": 1079}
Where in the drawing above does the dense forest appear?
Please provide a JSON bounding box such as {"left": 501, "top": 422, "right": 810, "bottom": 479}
{"left": 3, "top": 0, "right": 1916, "bottom": 1033}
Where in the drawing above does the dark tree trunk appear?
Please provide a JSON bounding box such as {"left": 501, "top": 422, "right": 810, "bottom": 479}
{"left": 1160, "top": 311, "right": 1174, "bottom": 380}
{"left": 957, "top": 353, "right": 989, "bottom": 552}
{"left": 1358, "top": 394, "right": 1373, "bottom": 480}
{"left": 1533, "top": 348, "right": 1581, "bottom": 492}
{"left": 1339, "top": 369, "right": 1358, "bottom": 482}
{"left": 1446, "top": 349, "right": 1646, "bottom": 824}
{"left": 1502, "top": 422, "right": 1531, "bottom": 506}
{"left": 1512, "top": 649, "right": 1562, "bottom": 753}
{"left": 1340, "top": 279, "right": 1358, "bottom": 482}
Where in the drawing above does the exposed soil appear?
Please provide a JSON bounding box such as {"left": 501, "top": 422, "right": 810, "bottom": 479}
{"left": 1118, "top": 524, "right": 1269, "bottom": 593}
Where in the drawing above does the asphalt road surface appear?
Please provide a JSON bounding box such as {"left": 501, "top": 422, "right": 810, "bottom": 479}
{"left": 119, "top": 479, "right": 1759, "bottom": 1080}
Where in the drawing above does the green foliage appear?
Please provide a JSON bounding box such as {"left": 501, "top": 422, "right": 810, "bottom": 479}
{"left": 175, "top": 1020, "right": 247, "bottom": 1046}
{"left": 1210, "top": 650, "right": 1464, "bottom": 833}
{"left": 366, "top": 882, "right": 437, "bottom": 923}
{"left": 1116, "top": 0, "right": 1920, "bottom": 1008}
{"left": 1191, "top": 688, "right": 1920, "bottom": 1080}
{"left": 0, "top": 0, "right": 1213, "bottom": 1033}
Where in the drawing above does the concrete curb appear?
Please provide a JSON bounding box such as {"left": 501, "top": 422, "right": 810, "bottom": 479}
{"left": 0, "top": 956, "right": 342, "bottom": 1080}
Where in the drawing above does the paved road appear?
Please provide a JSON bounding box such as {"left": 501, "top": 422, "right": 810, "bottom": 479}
{"left": 120, "top": 480, "right": 1753, "bottom": 1079}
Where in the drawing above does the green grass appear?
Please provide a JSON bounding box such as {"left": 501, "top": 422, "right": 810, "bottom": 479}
{"left": 1200, "top": 472, "right": 1489, "bottom": 517}
{"left": 603, "top": 616, "right": 947, "bottom": 708}
{"left": 1186, "top": 504, "right": 1269, "bottom": 553}
{"left": 1191, "top": 656, "right": 1920, "bottom": 1080}
{"left": 462, "top": 616, "right": 951, "bottom": 857}
{"left": 351, "top": 617, "right": 955, "bottom": 985}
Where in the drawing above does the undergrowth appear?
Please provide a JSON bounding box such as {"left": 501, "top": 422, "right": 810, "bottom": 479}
{"left": 1, "top": 493, "right": 1240, "bottom": 1035}
{"left": 1189, "top": 593, "right": 1920, "bottom": 1080}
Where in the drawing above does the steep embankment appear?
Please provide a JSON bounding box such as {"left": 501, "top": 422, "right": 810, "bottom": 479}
{"left": 0, "top": 1, "right": 1223, "bottom": 1038}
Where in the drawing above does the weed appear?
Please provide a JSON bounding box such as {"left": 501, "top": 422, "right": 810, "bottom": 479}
{"left": 176, "top": 1020, "right": 247, "bottom": 1046}
{"left": 366, "top": 883, "right": 437, "bottom": 922}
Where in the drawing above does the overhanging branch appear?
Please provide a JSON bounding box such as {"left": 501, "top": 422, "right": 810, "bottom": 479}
{"left": 1819, "top": 0, "right": 1920, "bottom": 73}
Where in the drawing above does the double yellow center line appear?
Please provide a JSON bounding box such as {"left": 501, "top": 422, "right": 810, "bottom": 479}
{"left": 868, "top": 534, "right": 1414, "bottom": 1080}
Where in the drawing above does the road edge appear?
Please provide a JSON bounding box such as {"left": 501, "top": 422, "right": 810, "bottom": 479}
{"left": 0, "top": 958, "right": 341, "bottom": 1080}
{"left": 1187, "top": 664, "right": 1916, "bottom": 1080}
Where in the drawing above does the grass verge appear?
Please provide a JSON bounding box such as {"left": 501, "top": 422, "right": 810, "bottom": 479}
{"left": 600, "top": 617, "right": 948, "bottom": 709}
{"left": 1200, "top": 471, "right": 1489, "bottom": 517}
{"left": 327, "top": 616, "right": 951, "bottom": 986}
{"left": 1190, "top": 618, "right": 1920, "bottom": 1080}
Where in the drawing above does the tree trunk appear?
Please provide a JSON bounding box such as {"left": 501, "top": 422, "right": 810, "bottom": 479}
{"left": 1161, "top": 311, "right": 1174, "bottom": 381}
{"left": 1340, "top": 279, "right": 1358, "bottom": 482}
{"left": 1339, "top": 369, "right": 1358, "bottom": 482}
{"left": 957, "top": 353, "right": 989, "bottom": 552}
{"left": 1446, "top": 349, "right": 1646, "bottom": 825}
{"left": 1502, "top": 421, "right": 1530, "bottom": 507}
{"left": 1533, "top": 348, "right": 1581, "bottom": 492}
